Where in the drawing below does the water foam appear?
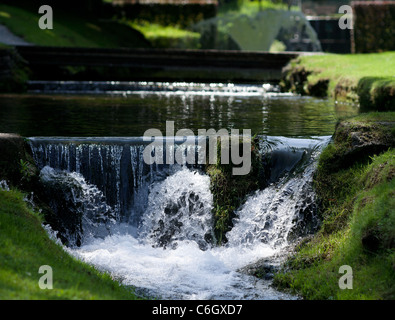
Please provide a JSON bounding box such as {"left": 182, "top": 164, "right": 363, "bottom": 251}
{"left": 70, "top": 167, "right": 297, "bottom": 299}
{"left": 37, "top": 136, "right": 329, "bottom": 300}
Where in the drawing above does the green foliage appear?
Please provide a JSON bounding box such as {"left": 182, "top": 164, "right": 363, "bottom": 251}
{"left": 353, "top": 2, "right": 395, "bottom": 53}
{"left": 0, "top": 188, "right": 141, "bottom": 300}
{"left": 18, "top": 159, "right": 31, "bottom": 182}
{"left": 127, "top": 20, "right": 201, "bottom": 49}
{"left": 113, "top": 3, "right": 216, "bottom": 29}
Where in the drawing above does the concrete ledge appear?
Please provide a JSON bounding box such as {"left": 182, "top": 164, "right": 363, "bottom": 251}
{"left": 15, "top": 46, "right": 314, "bottom": 82}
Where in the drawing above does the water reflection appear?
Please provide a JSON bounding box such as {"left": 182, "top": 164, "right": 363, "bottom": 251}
{"left": 0, "top": 92, "right": 358, "bottom": 137}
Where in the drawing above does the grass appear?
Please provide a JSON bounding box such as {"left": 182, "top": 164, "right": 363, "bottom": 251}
{"left": 293, "top": 52, "right": 395, "bottom": 91}
{"left": 126, "top": 20, "right": 201, "bottom": 49}
{"left": 283, "top": 52, "right": 395, "bottom": 109}
{"left": 0, "top": 4, "right": 149, "bottom": 48}
{"left": 273, "top": 125, "right": 395, "bottom": 299}
{"left": 0, "top": 188, "right": 141, "bottom": 299}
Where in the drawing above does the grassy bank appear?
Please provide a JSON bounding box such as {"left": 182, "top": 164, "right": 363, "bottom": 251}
{"left": 0, "top": 187, "right": 140, "bottom": 299}
{"left": 282, "top": 52, "right": 395, "bottom": 110}
{"left": 0, "top": 4, "right": 150, "bottom": 48}
{"left": 273, "top": 112, "right": 395, "bottom": 299}
{"left": 0, "top": 3, "right": 203, "bottom": 50}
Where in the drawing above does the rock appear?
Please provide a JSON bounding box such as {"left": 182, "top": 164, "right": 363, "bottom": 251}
{"left": 238, "top": 258, "right": 281, "bottom": 280}
{"left": 0, "top": 133, "right": 38, "bottom": 187}
{"left": 320, "top": 119, "right": 395, "bottom": 173}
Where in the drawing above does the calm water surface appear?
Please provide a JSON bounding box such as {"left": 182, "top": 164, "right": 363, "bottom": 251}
{"left": 0, "top": 91, "right": 358, "bottom": 137}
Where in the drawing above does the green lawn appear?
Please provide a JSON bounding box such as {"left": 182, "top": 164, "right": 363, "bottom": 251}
{"left": 284, "top": 52, "right": 395, "bottom": 110}
{"left": 0, "top": 188, "right": 140, "bottom": 299}
{"left": 295, "top": 52, "right": 395, "bottom": 93}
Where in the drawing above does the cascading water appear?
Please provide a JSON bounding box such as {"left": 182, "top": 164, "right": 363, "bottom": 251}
{"left": 227, "top": 137, "right": 328, "bottom": 249}
{"left": 28, "top": 134, "right": 330, "bottom": 299}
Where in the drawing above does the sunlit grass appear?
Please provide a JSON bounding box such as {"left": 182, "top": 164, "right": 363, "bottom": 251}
{"left": 294, "top": 52, "right": 395, "bottom": 93}
{"left": 126, "top": 20, "right": 201, "bottom": 49}
{"left": 0, "top": 188, "right": 141, "bottom": 299}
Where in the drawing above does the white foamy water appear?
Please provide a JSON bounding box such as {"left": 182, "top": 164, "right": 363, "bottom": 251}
{"left": 38, "top": 136, "right": 329, "bottom": 300}
{"left": 70, "top": 168, "right": 296, "bottom": 300}
{"left": 73, "top": 233, "right": 288, "bottom": 299}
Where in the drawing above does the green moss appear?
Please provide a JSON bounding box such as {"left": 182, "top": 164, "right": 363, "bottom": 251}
{"left": 205, "top": 136, "right": 263, "bottom": 244}
{"left": 0, "top": 188, "right": 141, "bottom": 300}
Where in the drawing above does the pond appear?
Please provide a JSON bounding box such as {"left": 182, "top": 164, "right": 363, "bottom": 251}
{"left": 0, "top": 82, "right": 358, "bottom": 137}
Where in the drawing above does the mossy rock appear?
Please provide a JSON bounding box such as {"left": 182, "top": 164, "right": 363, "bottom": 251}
{"left": 0, "top": 133, "right": 58, "bottom": 240}
{"left": 280, "top": 62, "right": 310, "bottom": 95}
{"left": 0, "top": 133, "right": 38, "bottom": 187}
{"left": 317, "top": 116, "right": 395, "bottom": 174}
{"left": 205, "top": 136, "right": 265, "bottom": 244}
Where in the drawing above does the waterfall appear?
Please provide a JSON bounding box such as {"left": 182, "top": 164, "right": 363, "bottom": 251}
{"left": 138, "top": 168, "right": 215, "bottom": 251}
{"left": 29, "top": 137, "right": 179, "bottom": 225}
{"left": 28, "top": 135, "right": 330, "bottom": 299}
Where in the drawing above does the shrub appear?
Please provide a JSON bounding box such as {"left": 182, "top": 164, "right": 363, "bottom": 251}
{"left": 352, "top": 1, "right": 395, "bottom": 53}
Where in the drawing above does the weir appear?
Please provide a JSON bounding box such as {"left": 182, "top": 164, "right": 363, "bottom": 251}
{"left": 28, "top": 137, "right": 194, "bottom": 227}
{"left": 27, "top": 134, "right": 330, "bottom": 298}
{"left": 15, "top": 46, "right": 304, "bottom": 82}
{"left": 28, "top": 135, "right": 329, "bottom": 246}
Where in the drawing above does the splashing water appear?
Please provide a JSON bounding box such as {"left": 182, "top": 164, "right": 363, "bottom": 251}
{"left": 0, "top": 180, "right": 10, "bottom": 191}
{"left": 40, "top": 166, "right": 117, "bottom": 245}
{"left": 72, "top": 167, "right": 292, "bottom": 300}
{"left": 138, "top": 169, "right": 215, "bottom": 250}
{"left": 33, "top": 135, "right": 329, "bottom": 299}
